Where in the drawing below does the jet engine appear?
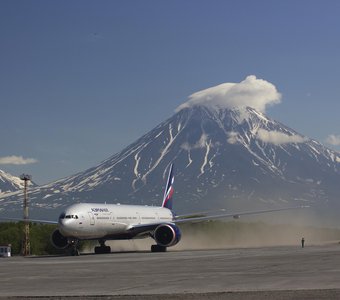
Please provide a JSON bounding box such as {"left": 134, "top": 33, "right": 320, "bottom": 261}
{"left": 51, "top": 229, "right": 69, "bottom": 249}
{"left": 153, "top": 224, "right": 181, "bottom": 247}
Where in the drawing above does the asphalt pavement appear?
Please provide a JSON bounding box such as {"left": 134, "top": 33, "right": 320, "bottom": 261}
{"left": 1, "top": 244, "right": 340, "bottom": 299}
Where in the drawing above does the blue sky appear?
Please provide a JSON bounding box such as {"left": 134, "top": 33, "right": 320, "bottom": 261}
{"left": 1, "top": 0, "right": 340, "bottom": 184}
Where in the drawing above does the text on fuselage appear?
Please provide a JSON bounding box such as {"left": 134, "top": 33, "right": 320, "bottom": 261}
{"left": 91, "top": 208, "right": 109, "bottom": 213}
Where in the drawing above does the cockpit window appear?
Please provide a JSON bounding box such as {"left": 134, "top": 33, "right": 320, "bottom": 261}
{"left": 62, "top": 214, "right": 79, "bottom": 219}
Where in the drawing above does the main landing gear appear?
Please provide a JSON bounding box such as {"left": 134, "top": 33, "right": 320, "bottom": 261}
{"left": 94, "top": 239, "right": 111, "bottom": 254}
{"left": 151, "top": 245, "right": 167, "bottom": 252}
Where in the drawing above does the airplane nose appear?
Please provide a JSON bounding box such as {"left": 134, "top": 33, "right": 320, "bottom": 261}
{"left": 58, "top": 216, "right": 77, "bottom": 236}
{"left": 58, "top": 213, "right": 72, "bottom": 229}
{"left": 58, "top": 213, "right": 79, "bottom": 230}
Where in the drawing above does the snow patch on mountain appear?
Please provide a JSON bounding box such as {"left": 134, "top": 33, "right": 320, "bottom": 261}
{"left": 0, "top": 169, "right": 34, "bottom": 193}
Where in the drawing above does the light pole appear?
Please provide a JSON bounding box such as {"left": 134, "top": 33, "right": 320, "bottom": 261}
{"left": 20, "top": 174, "right": 31, "bottom": 256}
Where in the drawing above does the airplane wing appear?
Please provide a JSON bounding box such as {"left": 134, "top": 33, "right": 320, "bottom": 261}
{"left": 0, "top": 216, "right": 58, "bottom": 225}
{"left": 126, "top": 206, "right": 308, "bottom": 235}
{"left": 174, "top": 209, "right": 228, "bottom": 220}
{"left": 173, "top": 206, "right": 309, "bottom": 224}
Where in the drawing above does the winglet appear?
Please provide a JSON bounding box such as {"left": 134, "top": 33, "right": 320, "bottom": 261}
{"left": 162, "top": 163, "right": 174, "bottom": 210}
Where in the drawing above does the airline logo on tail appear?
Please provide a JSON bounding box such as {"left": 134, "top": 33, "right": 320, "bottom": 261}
{"left": 162, "top": 163, "right": 174, "bottom": 210}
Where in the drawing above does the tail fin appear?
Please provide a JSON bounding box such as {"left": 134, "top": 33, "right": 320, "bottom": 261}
{"left": 162, "top": 163, "right": 174, "bottom": 210}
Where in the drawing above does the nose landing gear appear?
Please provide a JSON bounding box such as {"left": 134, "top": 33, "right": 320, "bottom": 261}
{"left": 69, "top": 239, "right": 80, "bottom": 256}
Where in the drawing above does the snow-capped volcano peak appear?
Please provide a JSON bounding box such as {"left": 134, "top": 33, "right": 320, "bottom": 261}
{"left": 175, "top": 105, "right": 308, "bottom": 155}
{"left": 176, "top": 75, "right": 281, "bottom": 113}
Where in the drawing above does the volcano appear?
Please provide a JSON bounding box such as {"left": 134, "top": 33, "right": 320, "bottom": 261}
{"left": 1, "top": 103, "right": 340, "bottom": 220}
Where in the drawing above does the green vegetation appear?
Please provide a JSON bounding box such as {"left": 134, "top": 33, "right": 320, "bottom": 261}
{"left": 0, "top": 222, "right": 95, "bottom": 255}
{"left": 0, "top": 222, "right": 59, "bottom": 255}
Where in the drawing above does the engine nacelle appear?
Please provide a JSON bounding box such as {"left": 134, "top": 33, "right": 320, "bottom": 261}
{"left": 51, "top": 229, "right": 69, "bottom": 249}
{"left": 154, "top": 224, "right": 181, "bottom": 247}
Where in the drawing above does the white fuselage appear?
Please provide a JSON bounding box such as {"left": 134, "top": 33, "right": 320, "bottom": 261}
{"left": 58, "top": 203, "right": 174, "bottom": 240}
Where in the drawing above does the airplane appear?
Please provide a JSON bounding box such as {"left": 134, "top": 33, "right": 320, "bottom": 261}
{"left": 0, "top": 164, "right": 307, "bottom": 255}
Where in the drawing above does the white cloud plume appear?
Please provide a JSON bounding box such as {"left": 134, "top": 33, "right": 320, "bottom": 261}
{"left": 176, "top": 75, "right": 281, "bottom": 113}
{"left": 325, "top": 134, "right": 340, "bottom": 146}
{"left": 0, "top": 155, "right": 38, "bottom": 165}
{"left": 257, "top": 129, "right": 307, "bottom": 145}
{"left": 181, "top": 133, "right": 209, "bottom": 150}
{"left": 227, "top": 132, "right": 239, "bottom": 144}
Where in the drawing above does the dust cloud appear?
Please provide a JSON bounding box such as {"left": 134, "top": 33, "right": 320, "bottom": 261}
{"left": 168, "top": 206, "right": 340, "bottom": 251}
{"left": 173, "top": 221, "right": 340, "bottom": 251}
{"left": 81, "top": 219, "right": 340, "bottom": 254}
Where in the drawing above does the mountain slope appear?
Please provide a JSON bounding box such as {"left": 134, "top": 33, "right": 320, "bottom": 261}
{"left": 0, "top": 170, "right": 27, "bottom": 193}
{"left": 1, "top": 105, "right": 340, "bottom": 220}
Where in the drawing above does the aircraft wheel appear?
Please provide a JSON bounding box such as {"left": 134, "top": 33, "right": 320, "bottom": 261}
{"left": 151, "top": 245, "right": 167, "bottom": 252}
{"left": 103, "top": 245, "right": 111, "bottom": 253}
{"left": 94, "top": 246, "right": 111, "bottom": 254}
{"left": 71, "top": 248, "right": 80, "bottom": 256}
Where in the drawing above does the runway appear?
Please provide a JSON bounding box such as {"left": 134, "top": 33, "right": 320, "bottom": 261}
{"left": 1, "top": 244, "right": 340, "bottom": 299}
